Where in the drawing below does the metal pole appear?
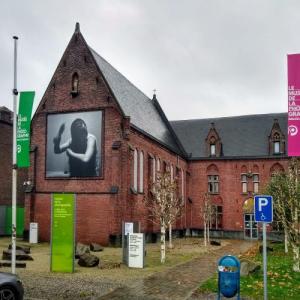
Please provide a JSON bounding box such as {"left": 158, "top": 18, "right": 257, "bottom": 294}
{"left": 263, "top": 222, "right": 268, "bottom": 300}
{"left": 11, "top": 35, "right": 18, "bottom": 274}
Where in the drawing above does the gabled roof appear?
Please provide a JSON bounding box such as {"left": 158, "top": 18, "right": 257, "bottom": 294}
{"left": 170, "top": 113, "right": 287, "bottom": 159}
{"left": 89, "top": 47, "right": 184, "bottom": 155}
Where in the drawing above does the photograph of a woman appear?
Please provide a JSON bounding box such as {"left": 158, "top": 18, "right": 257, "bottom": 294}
{"left": 46, "top": 111, "right": 102, "bottom": 178}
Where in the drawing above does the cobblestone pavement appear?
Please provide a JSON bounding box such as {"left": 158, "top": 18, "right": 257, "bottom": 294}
{"left": 99, "top": 240, "right": 255, "bottom": 300}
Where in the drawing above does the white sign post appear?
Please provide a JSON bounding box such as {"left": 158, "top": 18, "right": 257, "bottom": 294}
{"left": 128, "top": 233, "right": 144, "bottom": 268}
{"left": 254, "top": 195, "right": 273, "bottom": 300}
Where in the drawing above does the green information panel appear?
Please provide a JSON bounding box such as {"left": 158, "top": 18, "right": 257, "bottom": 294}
{"left": 51, "top": 193, "right": 75, "bottom": 273}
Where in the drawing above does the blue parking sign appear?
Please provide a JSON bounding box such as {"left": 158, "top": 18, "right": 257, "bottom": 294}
{"left": 254, "top": 195, "right": 273, "bottom": 223}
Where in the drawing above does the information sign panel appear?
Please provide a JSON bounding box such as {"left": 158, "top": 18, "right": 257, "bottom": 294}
{"left": 51, "top": 193, "right": 75, "bottom": 272}
{"left": 128, "top": 233, "right": 144, "bottom": 268}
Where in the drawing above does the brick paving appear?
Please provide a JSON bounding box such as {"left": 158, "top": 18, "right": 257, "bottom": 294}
{"left": 99, "top": 240, "right": 255, "bottom": 300}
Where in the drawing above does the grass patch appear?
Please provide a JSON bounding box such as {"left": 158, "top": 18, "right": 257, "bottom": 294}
{"left": 199, "top": 243, "right": 300, "bottom": 299}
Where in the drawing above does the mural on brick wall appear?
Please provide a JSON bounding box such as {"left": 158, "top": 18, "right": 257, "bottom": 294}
{"left": 46, "top": 110, "right": 102, "bottom": 178}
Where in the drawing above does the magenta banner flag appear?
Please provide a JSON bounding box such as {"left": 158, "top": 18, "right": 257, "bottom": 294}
{"left": 288, "top": 54, "right": 300, "bottom": 156}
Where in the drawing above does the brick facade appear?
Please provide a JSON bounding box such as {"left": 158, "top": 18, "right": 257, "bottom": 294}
{"left": 24, "top": 26, "right": 289, "bottom": 245}
{"left": 0, "top": 108, "right": 27, "bottom": 207}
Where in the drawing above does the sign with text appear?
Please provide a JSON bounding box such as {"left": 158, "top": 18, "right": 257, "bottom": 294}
{"left": 51, "top": 193, "right": 75, "bottom": 273}
{"left": 17, "top": 91, "right": 35, "bottom": 167}
{"left": 128, "top": 233, "right": 144, "bottom": 268}
{"left": 254, "top": 195, "right": 273, "bottom": 223}
{"left": 288, "top": 54, "right": 300, "bottom": 156}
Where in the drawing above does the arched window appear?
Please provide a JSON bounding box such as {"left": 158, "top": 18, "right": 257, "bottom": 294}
{"left": 133, "top": 149, "right": 138, "bottom": 191}
{"left": 170, "top": 165, "right": 174, "bottom": 182}
{"left": 139, "top": 151, "right": 144, "bottom": 193}
{"left": 269, "top": 119, "right": 285, "bottom": 155}
{"left": 71, "top": 72, "right": 79, "bottom": 96}
{"left": 156, "top": 158, "right": 161, "bottom": 172}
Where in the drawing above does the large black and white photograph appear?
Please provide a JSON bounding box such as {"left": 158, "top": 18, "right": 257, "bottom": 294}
{"left": 46, "top": 111, "right": 102, "bottom": 178}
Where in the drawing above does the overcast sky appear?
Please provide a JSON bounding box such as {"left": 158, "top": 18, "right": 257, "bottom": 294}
{"left": 0, "top": 0, "right": 299, "bottom": 120}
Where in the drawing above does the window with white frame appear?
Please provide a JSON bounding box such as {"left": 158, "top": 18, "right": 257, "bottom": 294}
{"left": 274, "top": 141, "right": 280, "bottom": 154}
{"left": 133, "top": 149, "right": 138, "bottom": 191}
{"left": 156, "top": 158, "right": 161, "bottom": 172}
{"left": 253, "top": 174, "right": 259, "bottom": 193}
{"left": 139, "top": 151, "right": 144, "bottom": 193}
{"left": 208, "top": 175, "right": 219, "bottom": 193}
{"left": 241, "top": 174, "right": 247, "bottom": 193}
{"left": 210, "top": 144, "right": 216, "bottom": 156}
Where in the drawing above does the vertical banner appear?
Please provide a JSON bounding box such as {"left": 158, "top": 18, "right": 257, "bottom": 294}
{"left": 17, "top": 91, "right": 35, "bottom": 167}
{"left": 51, "top": 193, "right": 75, "bottom": 273}
{"left": 288, "top": 55, "right": 300, "bottom": 156}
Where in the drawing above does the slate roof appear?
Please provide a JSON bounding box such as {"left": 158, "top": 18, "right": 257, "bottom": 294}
{"left": 89, "top": 47, "right": 183, "bottom": 155}
{"left": 170, "top": 113, "right": 288, "bottom": 159}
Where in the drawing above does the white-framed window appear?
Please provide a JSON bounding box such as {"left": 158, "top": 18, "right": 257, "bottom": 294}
{"left": 210, "top": 144, "right": 216, "bottom": 156}
{"left": 152, "top": 157, "right": 156, "bottom": 183}
{"left": 170, "top": 165, "right": 174, "bottom": 182}
{"left": 274, "top": 141, "right": 280, "bottom": 154}
{"left": 181, "top": 169, "right": 184, "bottom": 199}
{"left": 241, "top": 174, "right": 247, "bottom": 193}
{"left": 208, "top": 175, "right": 219, "bottom": 193}
{"left": 133, "top": 149, "right": 138, "bottom": 191}
{"left": 253, "top": 174, "right": 259, "bottom": 193}
{"left": 157, "top": 158, "right": 161, "bottom": 172}
{"left": 139, "top": 151, "right": 144, "bottom": 193}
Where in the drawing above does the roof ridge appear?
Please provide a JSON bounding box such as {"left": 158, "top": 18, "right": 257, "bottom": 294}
{"left": 170, "top": 112, "right": 287, "bottom": 123}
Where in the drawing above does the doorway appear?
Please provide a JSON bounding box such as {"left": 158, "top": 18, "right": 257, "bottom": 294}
{"left": 244, "top": 213, "right": 258, "bottom": 239}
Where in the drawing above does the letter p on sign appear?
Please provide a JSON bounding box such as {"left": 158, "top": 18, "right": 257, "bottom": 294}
{"left": 258, "top": 198, "right": 268, "bottom": 211}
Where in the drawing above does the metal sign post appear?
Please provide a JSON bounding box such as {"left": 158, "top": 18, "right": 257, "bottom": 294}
{"left": 254, "top": 195, "right": 273, "bottom": 300}
{"left": 11, "top": 36, "right": 19, "bottom": 274}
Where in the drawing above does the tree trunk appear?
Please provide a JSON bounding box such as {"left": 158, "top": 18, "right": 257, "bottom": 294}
{"left": 168, "top": 223, "right": 173, "bottom": 249}
{"left": 291, "top": 242, "right": 300, "bottom": 272}
{"left": 161, "top": 225, "right": 166, "bottom": 264}
{"left": 284, "top": 229, "right": 288, "bottom": 254}
{"left": 204, "top": 221, "right": 207, "bottom": 247}
{"left": 207, "top": 219, "right": 210, "bottom": 244}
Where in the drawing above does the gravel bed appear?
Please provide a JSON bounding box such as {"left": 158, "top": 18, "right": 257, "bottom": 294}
{"left": 23, "top": 274, "right": 124, "bottom": 300}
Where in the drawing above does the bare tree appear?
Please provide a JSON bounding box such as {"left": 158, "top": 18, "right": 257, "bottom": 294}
{"left": 265, "top": 158, "right": 300, "bottom": 272}
{"left": 201, "top": 193, "right": 216, "bottom": 247}
{"left": 144, "top": 171, "right": 183, "bottom": 263}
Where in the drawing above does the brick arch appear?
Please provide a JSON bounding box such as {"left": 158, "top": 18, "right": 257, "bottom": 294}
{"left": 206, "top": 163, "right": 219, "bottom": 175}
{"left": 212, "top": 195, "right": 223, "bottom": 205}
{"left": 270, "top": 163, "right": 284, "bottom": 175}
{"left": 253, "top": 164, "right": 259, "bottom": 173}
{"left": 241, "top": 165, "right": 247, "bottom": 173}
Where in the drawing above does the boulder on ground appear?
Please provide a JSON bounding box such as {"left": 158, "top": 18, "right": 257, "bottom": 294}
{"left": 78, "top": 253, "right": 99, "bottom": 267}
{"left": 259, "top": 245, "right": 273, "bottom": 254}
{"left": 2, "top": 250, "right": 33, "bottom": 261}
{"left": 75, "top": 243, "right": 90, "bottom": 258}
{"left": 240, "top": 259, "right": 260, "bottom": 276}
{"left": 210, "top": 240, "right": 221, "bottom": 246}
{"left": 90, "top": 243, "right": 104, "bottom": 252}
{"left": 8, "top": 244, "right": 31, "bottom": 254}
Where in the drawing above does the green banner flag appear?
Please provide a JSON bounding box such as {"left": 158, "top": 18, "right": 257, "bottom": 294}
{"left": 17, "top": 91, "right": 35, "bottom": 167}
{"left": 51, "top": 193, "right": 75, "bottom": 273}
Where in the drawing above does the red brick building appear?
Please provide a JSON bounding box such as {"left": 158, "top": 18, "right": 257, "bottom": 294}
{"left": 25, "top": 24, "right": 289, "bottom": 245}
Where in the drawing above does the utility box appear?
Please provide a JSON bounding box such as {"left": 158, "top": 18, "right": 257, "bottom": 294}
{"left": 218, "top": 255, "right": 240, "bottom": 299}
{"left": 29, "top": 222, "right": 38, "bottom": 244}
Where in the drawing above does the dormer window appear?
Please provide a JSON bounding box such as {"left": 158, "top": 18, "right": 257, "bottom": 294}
{"left": 206, "top": 122, "right": 222, "bottom": 157}
{"left": 269, "top": 119, "right": 285, "bottom": 156}
{"left": 71, "top": 73, "right": 79, "bottom": 97}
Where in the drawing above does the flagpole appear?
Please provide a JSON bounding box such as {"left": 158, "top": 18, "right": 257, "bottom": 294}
{"left": 12, "top": 35, "right": 18, "bottom": 274}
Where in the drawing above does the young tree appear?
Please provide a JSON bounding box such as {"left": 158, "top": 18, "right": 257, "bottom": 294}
{"left": 265, "top": 158, "right": 300, "bottom": 272}
{"left": 144, "top": 172, "right": 183, "bottom": 263}
{"left": 201, "top": 193, "right": 216, "bottom": 247}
